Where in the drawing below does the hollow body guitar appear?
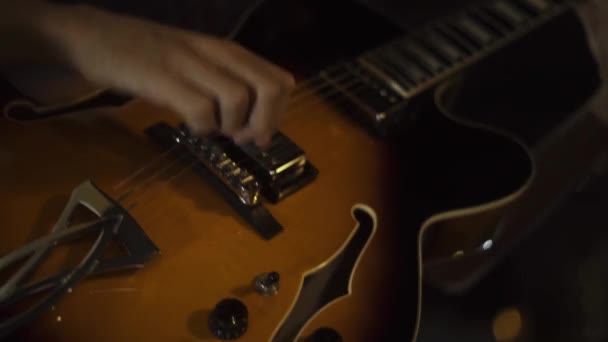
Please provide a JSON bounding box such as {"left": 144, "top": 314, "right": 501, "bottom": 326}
{"left": 0, "top": 0, "right": 568, "bottom": 340}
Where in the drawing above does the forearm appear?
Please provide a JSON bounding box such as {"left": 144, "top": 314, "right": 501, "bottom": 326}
{"left": 0, "top": 1, "right": 91, "bottom": 67}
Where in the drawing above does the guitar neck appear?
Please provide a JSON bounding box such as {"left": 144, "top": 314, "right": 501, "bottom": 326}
{"left": 0, "top": 0, "right": 571, "bottom": 134}
{"left": 309, "top": 0, "right": 572, "bottom": 136}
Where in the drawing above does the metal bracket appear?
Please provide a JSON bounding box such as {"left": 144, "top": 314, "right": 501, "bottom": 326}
{"left": 0, "top": 180, "right": 159, "bottom": 339}
{"left": 145, "top": 122, "right": 283, "bottom": 240}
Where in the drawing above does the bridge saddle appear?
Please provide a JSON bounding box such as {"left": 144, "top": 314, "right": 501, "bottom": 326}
{"left": 145, "top": 122, "right": 318, "bottom": 239}
{"left": 174, "top": 125, "right": 262, "bottom": 207}
{"left": 174, "top": 124, "right": 318, "bottom": 204}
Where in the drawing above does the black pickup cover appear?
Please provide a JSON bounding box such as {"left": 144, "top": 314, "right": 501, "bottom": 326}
{"left": 220, "top": 132, "right": 319, "bottom": 203}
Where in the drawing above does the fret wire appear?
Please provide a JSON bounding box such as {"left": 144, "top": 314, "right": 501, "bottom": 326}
{"left": 319, "top": 71, "right": 377, "bottom": 116}
{"left": 98, "top": 0, "right": 564, "bottom": 228}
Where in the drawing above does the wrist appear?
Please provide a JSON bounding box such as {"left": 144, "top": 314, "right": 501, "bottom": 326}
{"left": 0, "top": 1, "right": 82, "bottom": 66}
{"left": 32, "top": 3, "right": 103, "bottom": 67}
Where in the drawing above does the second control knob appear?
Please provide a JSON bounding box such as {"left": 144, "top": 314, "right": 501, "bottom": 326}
{"left": 208, "top": 298, "right": 248, "bottom": 340}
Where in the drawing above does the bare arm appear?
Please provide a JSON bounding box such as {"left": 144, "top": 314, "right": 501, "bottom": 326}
{"left": 0, "top": 1, "right": 295, "bottom": 146}
{"left": 0, "top": 1, "right": 70, "bottom": 65}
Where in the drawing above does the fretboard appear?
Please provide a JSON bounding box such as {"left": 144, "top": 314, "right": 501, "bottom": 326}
{"left": 315, "top": 0, "right": 570, "bottom": 136}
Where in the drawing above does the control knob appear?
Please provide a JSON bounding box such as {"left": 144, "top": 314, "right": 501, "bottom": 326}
{"left": 208, "top": 298, "right": 248, "bottom": 340}
{"left": 253, "top": 271, "right": 280, "bottom": 296}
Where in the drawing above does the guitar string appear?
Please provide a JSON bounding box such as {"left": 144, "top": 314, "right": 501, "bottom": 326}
{"left": 111, "top": 67, "right": 351, "bottom": 193}
{"left": 114, "top": 68, "right": 373, "bottom": 204}
{"left": 115, "top": 73, "right": 369, "bottom": 205}
{"left": 112, "top": 145, "right": 181, "bottom": 192}
{"left": 209, "top": 79, "right": 368, "bottom": 165}
{"left": 110, "top": 83, "right": 352, "bottom": 198}
{"left": 121, "top": 157, "right": 199, "bottom": 210}
{"left": 117, "top": 77, "right": 379, "bottom": 242}
{"left": 111, "top": 69, "right": 358, "bottom": 190}
{"left": 115, "top": 152, "right": 196, "bottom": 203}
{"left": 174, "top": 76, "right": 366, "bottom": 168}
{"left": 114, "top": 80, "right": 370, "bottom": 208}
{"left": 118, "top": 93, "right": 363, "bottom": 210}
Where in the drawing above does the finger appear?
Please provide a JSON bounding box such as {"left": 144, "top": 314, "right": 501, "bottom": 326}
{"left": 189, "top": 38, "right": 296, "bottom": 144}
{"left": 133, "top": 69, "right": 217, "bottom": 135}
{"left": 247, "top": 82, "right": 290, "bottom": 146}
{"left": 232, "top": 127, "right": 271, "bottom": 147}
{"left": 166, "top": 45, "right": 252, "bottom": 136}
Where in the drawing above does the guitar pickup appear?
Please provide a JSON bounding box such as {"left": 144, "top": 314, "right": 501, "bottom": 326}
{"left": 226, "top": 132, "right": 319, "bottom": 203}
{"left": 144, "top": 122, "right": 317, "bottom": 239}
{"left": 191, "top": 131, "right": 318, "bottom": 203}
{"left": 144, "top": 122, "right": 318, "bottom": 205}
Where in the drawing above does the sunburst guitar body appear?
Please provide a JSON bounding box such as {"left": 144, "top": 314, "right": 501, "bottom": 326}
{"left": 0, "top": 0, "right": 572, "bottom": 340}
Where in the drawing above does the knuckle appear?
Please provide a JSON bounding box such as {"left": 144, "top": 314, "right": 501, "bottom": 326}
{"left": 192, "top": 117, "right": 215, "bottom": 134}
{"left": 160, "top": 44, "right": 184, "bottom": 72}
{"left": 182, "top": 99, "right": 216, "bottom": 133}
{"left": 188, "top": 97, "right": 215, "bottom": 115}
{"left": 258, "top": 81, "right": 283, "bottom": 101}
{"left": 222, "top": 84, "right": 250, "bottom": 115}
{"left": 258, "top": 72, "right": 295, "bottom": 101}
{"left": 251, "top": 120, "right": 275, "bottom": 143}
{"left": 280, "top": 72, "right": 296, "bottom": 91}
{"left": 251, "top": 117, "right": 274, "bottom": 136}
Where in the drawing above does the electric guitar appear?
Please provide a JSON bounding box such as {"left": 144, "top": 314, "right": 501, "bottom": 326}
{"left": 0, "top": 0, "right": 575, "bottom": 340}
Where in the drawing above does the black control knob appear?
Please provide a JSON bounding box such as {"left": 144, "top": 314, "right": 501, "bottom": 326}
{"left": 208, "top": 298, "right": 248, "bottom": 340}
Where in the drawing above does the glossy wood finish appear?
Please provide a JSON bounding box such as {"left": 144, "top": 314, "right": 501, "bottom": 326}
{"left": 0, "top": 1, "right": 540, "bottom": 340}
{"left": 0, "top": 86, "right": 535, "bottom": 341}
{"left": 0, "top": 89, "right": 402, "bottom": 341}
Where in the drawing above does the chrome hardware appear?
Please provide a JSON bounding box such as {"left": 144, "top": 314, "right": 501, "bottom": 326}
{"left": 145, "top": 122, "right": 283, "bottom": 240}
{"left": 0, "top": 180, "right": 159, "bottom": 339}
{"left": 316, "top": 0, "right": 566, "bottom": 137}
{"left": 236, "top": 132, "right": 318, "bottom": 203}
{"left": 319, "top": 62, "right": 407, "bottom": 137}
{"left": 174, "top": 128, "right": 261, "bottom": 207}
{"left": 253, "top": 272, "right": 280, "bottom": 296}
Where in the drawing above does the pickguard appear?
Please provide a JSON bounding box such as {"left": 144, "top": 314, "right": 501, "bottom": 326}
{"left": 270, "top": 204, "right": 377, "bottom": 341}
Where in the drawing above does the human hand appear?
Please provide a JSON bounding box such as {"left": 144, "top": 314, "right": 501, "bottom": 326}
{"left": 46, "top": 4, "right": 295, "bottom": 146}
